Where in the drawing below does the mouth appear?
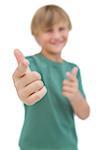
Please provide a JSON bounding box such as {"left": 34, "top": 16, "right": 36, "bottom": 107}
{"left": 50, "top": 41, "right": 64, "bottom": 46}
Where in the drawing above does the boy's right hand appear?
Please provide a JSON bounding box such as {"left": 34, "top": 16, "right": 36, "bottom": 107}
{"left": 12, "top": 49, "right": 47, "bottom": 105}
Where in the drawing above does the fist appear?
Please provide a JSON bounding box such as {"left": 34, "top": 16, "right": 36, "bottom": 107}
{"left": 12, "top": 49, "right": 47, "bottom": 105}
{"left": 62, "top": 67, "right": 79, "bottom": 101}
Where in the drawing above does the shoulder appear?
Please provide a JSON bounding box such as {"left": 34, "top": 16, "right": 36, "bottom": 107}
{"left": 64, "top": 59, "right": 80, "bottom": 70}
{"left": 25, "top": 53, "right": 38, "bottom": 60}
{"left": 25, "top": 53, "right": 40, "bottom": 64}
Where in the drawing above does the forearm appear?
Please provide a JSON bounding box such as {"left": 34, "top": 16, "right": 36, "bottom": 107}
{"left": 69, "top": 91, "right": 90, "bottom": 120}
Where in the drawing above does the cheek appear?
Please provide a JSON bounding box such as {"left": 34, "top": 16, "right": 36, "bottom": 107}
{"left": 64, "top": 33, "right": 68, "bottom": 42}
{"left": 42, "top": 37, "right": 51, "bottom": 46}
{"left": 37, "top": 36, "right": 49, "bottom": 46}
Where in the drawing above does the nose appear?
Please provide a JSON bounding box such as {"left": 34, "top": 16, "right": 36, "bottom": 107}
{"left": 53, "top": 31, "right": 61, "bottom": 39}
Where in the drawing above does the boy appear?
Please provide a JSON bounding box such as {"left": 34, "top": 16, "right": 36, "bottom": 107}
{"left": 13, "top": 5, "right": 90, "bottom": 150}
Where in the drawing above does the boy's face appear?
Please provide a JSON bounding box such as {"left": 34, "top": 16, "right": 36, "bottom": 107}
{"left": 36, "top": 22, "right": 69, "bottom": 55}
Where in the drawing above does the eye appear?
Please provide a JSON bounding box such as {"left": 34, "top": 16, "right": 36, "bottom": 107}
{"left": 45, "top": 28, "right": 53, "bottom": 33}
{"left": 59, "top": 27, "right": 66, "bottom": 31}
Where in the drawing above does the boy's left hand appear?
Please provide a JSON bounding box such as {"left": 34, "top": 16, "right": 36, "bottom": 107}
{"left": 62, "top": 67, "right": 79, "bottom": 101}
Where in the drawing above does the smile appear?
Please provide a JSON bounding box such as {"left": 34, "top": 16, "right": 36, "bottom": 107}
{"left": 50, "top": 41, "right": 64, "bottom": 45}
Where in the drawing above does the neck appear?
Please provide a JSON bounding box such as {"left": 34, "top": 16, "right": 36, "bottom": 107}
{"left": 40, "top": 49, "right": 63, "bottom": 63}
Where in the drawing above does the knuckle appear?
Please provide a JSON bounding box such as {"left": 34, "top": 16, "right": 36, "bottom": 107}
{"left": 34, "top": 80, "right": 44, "bottom": 89}
{"left": 14, "top": 81, "right": 19, "bottom": 88}
{"left": 63, "top": 80, "right": 67, "bottom": 85}
{"left": 32, "top": 71, "right": 41, "bottom": 79}
{"left": 25, "top": 96, "right": 37, "bottom": 105}
{"left": 24, "top": 98, "right": 32, "bottom": 105}
{"left": 18, "top": 89, "right": 26, "bottom": 100}
{"left": 38, "top": 80, "right": 44, "bottom": 87}
{"left": 35, "top": 92, "right": 42, "bottom": 100}
{"left": 62, "top": 86, "right": 66, "bottom": 91}
{"left": 62, "top": 80, "right": 65, "bottom": 84}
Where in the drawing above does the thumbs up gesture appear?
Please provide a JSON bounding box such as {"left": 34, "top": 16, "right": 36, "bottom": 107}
{"left": 12, "top": 49, "right": 47, "bottom": 105}
{"left": 62, "top": 67, "right": 79, "bottom": 101}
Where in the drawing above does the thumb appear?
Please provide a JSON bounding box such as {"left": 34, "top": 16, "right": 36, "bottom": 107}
{"left": 14, "top": 49, "right": 31, "bottom": 77}
{"left": 14, "top": 49, "right": 26, "bottom": 64}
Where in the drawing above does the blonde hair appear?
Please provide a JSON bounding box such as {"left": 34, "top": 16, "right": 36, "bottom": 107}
{"left": 31, "top": 4, "right": 72, "bottom": 36}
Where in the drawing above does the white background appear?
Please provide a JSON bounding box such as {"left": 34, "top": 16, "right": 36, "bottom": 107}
{"left": 0, "top": 0, "right": 100, "bottom": 149}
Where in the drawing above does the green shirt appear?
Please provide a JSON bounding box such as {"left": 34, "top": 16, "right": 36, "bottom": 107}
{"left": 19, "top": 53, "right": 86, "bottom": 150}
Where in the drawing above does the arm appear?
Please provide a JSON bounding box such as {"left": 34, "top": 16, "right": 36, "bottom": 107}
{"left": 62, "top": 67, "right": 90, "bottom": 120}
{"left": 66, "top": 90, "right": 90, "bottom": 120}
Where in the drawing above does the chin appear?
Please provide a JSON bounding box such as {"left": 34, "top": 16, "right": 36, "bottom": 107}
{"left": 53, "top": 48, "right": 63, "bottom": 53}
{"left": 46, "top": 45, "right": 64, "bottom": 55}
{"left": 50, "top": 50, "right": 62, "bottom": 55}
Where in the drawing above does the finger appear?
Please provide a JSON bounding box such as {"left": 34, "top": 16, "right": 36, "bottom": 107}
{"left": 62, "top": 80, "right": 74, "bottom": 87}
{"left": 15, "top": 71, "right": 41, "bottom": 89}
{"left": 66, "top": 67, "right": 78, "bottom": 81}
{"left": 66, "top": 72, "right": 76, "bottom": 81}
{"left": 71, "top": 67, "right": 78, "bottom": 76}
{"left": 21, "top": 80, "right": 44, "bottom": 97}
{"left": 25, "top": 86, "right": 47, "bottom": 105}
{"left": 62, "top": 91, "right": 72, "bottom": 98}
{"left": 62, "top": 86, "right": 73, "bottom": 93}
